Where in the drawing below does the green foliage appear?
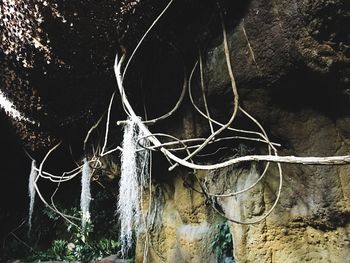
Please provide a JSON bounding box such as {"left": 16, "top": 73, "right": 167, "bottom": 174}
{"left": 31, "top": 237, "right": 120, "bottom": 262}
{"left": 29, "top": 191, "right": 121, "bottom": 262}
{"left": 0, "top": 186, "right": 128, "bottom": 262}
{"left": 30, "top": 220, "right": 120, "bottom": 262}
{"left": 32, "top": 240, "right": 74, "bottom": 261}
{"left": 211, "top": 223, "right": 235, "bottom": 263}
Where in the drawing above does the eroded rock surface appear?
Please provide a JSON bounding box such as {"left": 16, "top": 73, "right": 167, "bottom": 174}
{"left": 136, "top": 0, "right": 350, "bottom": 262}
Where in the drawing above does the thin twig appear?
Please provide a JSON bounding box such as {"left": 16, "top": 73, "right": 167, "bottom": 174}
{"left": 241, "top": 19, "right": 259, "bottom": 69}
{"left": 34, "top": 143, "right": 81, "bottom": 226}
{"left": 101, "top": 92, "right": 116, "bottom": 155}
{"left": 211, "top": 161, "right": 282, "bottom": 225}
{"left": 10, "top": 232, "right": 33, "bottom": 251}
{"left": 84, "top": 112, "right": 106, "bottom": 152}
{"left": 188, "top": 56, "right": 277, "bottom": 147}
{"left": 143, "top": 69, "right": 187, "bottom": 125}
{"left": 199, "top": 49, "right": 214, "bottom": 134}
{"left": 122, "top": 0, "right": 175, "bottom": 81}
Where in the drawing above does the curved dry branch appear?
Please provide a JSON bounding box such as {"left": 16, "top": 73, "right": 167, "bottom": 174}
{"left": 199, "top": 49, "right": 214, "bottom": 134}
{"left": 122, "top": 0, "right": 175, "bottom": 81}
{"left": 211, "top": 161, "right": 283, "bottom": 225}
{"left": 188, "top": 55, "right": 279, "bottom": 148}
{"left": 143, "top": 69, "right": 187, "bottom": 125}
{"left": 168, "top": 15, "right": 240, "bottom": 171}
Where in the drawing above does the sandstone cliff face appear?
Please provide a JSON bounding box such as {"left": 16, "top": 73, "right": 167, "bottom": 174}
{"left": 1, "top": 0, "right": 350, "bottom": 262}
{"left": 135, "top": 0, "right": 350, "bottom": 262}
{"left": 135, "top": 111, "right": 350, "bottom": 262}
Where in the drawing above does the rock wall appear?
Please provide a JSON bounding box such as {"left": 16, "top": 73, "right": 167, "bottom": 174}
{"left": 135, "top": 173, "right": 218, "bottom": 262}
{"left": 134, "top": 0, "right": 350, "bottom": 262}
{"left": 135, "top": 98, "right": 350, "bottom": 262}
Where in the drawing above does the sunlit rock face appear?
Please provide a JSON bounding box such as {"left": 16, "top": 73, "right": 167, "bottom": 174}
{"left": 138, "top": 0, "right": 350, "bottom": 262}
{"left": 199, "top": 0, "right": 350, "bottom": 262}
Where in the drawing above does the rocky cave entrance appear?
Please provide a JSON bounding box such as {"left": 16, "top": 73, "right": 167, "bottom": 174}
{"left": 1, "top": 0, "right": 350, "bottom": 262}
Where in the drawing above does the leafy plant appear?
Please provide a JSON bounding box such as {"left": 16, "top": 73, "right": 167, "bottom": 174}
{"left": 211, "top": 223, "right": 235, "bottom": 263}
{"left": 32, "top": 240, "right": 74, "bottom": 261}
{"left": 29, "top": 212, "right": 120, "bottom": 262}
{"left": 0, "top": 166, "right": 135, "bottom": 262}
{"left": 28, "top": 189, "right": 123, "bottom": 262}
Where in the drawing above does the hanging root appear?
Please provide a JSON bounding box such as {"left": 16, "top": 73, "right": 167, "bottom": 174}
{"left": 81, "top": 158, "right": 92, "bottom": 229}
{"left": 118, "top": 117, "right": 138, "bottom": 257}
{"left": 28, "top": 160, "right": 38, "bottom": 232}
{"left": 118, "top": 116, "right": 150, "bottom": 258}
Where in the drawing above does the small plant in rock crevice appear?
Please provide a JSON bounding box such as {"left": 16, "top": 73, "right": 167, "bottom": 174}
{"left": 211, "top": 222, "right": 235, "bottom": 263}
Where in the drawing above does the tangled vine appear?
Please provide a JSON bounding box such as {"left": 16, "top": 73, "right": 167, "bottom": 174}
{"left": 19, "top": 0, "right": 350, "bottom": 260}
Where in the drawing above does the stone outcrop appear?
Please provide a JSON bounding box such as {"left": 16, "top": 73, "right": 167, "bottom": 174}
{"left": 135, "top": 0, "right": 350, "bottom": 262}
